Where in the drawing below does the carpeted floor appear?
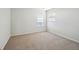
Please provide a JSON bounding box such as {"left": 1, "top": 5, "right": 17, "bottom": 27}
{"left": 4, "top": 32, "right": 79, "bottom": 50}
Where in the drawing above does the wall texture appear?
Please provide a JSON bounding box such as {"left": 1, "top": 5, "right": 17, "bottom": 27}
{"left": 11, "top": 8, "right": 46, "bottom": 36}
{"left": 47, "top": 8, "right": 79, "bottom": 42}
{"left": 0, "top": 8, "right": 11, "bottom": 49}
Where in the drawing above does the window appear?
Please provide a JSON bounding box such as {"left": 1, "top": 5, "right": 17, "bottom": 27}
{"left": 48, "top": 12, "right": 56, "bottom": 22}
{"left": 36, "top": 17, "right": 44, "bottom": 27}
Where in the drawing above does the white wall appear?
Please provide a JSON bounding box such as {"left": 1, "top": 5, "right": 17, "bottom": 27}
{"left": 0, "top": 8, "right": 11, "bottom": 49}
{"left": 47, "top": 8, "right": 79, "bottom": 42}
{"left": 11, "top": 8, "right": 46, "bottom": 36}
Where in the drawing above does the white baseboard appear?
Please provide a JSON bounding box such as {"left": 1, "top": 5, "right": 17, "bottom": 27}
{"left": 11, "top": 31, "right": 46, "bottom": 37}
{"left": 48, "top": 31, "right": 79, "bottom": 43}
{"left": 0, "top": 35, "right": 11, "bottom": 50}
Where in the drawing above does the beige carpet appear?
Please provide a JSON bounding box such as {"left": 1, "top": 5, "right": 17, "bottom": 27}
{"left": 4, "top": 32, "right": 79, "bottom": 50}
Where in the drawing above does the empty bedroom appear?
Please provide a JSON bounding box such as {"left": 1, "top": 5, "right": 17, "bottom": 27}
{"left": 0, "top": 8, "right": 79, "bottom": 50}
